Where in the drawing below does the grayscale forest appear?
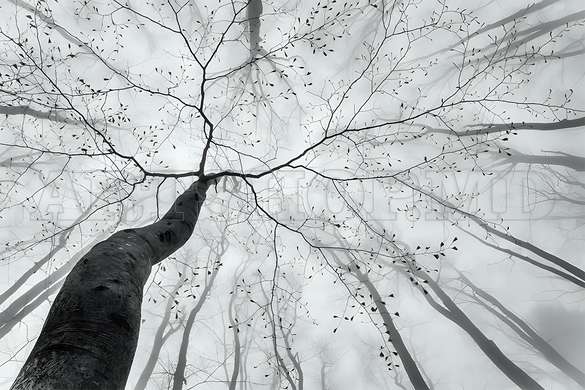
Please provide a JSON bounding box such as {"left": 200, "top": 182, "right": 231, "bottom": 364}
{"left": 0, "top": 0, "right": 584, "bottom": 389}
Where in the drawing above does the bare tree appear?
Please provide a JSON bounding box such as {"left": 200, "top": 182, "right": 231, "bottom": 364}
{"left": 455, "top": 271, "right": 585, "bottom": 388}
{"left": 0, "top": 0, "right": 584, "bottom": 389}
{"left": 171, "top": 237, "right": 225, "bottom": 390}
{"left": 324, "top": 246, "right": 431, "bottom": 390}
{"left": 134, "top": 277, "right": 183, "bottom": 390}
{"left": 11, "top": 180, "right": 208, "bottom": 389}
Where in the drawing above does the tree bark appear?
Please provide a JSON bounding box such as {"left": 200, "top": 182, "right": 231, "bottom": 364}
{"left": 11, "top": 180, "right": 209, "bottom": 390}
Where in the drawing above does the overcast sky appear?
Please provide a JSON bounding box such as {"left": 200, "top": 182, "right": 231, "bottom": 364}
{"left": 0, "top": 0, "right": 584, "bottom": 389}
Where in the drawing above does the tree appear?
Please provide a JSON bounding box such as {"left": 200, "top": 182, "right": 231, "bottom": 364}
{"left": 1, "top": 0, "right": 584, "bottom": 389}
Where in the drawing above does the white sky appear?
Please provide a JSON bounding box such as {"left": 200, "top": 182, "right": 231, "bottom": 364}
{"left": 0, "top": 0, "right": 584, "bottom": 389}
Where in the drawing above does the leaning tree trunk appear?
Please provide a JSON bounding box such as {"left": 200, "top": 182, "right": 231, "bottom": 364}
{"left": 326, "top": 248, "right": 431, "bottom": 390}
{"left": 171, "top": 263, "right": 219, "bottom": 390}
{"left": 11, "top": 180, "right": 209, "bottom": 390}
{"left": 0, "top": 231, "right": 110, "bottom": 330}
{"left": 134, "top": 279, "right": 183, "bottom": 390}
{"left": 457, "top": 273, "right": 585, "bottom": 388}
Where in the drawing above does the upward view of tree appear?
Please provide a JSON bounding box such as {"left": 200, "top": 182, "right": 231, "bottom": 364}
{"left": 0, "top": 0, "right": 584, "bottom": 389}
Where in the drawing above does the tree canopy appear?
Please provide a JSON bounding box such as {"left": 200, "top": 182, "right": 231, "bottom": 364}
{"left": 0, "top": 0, "right": 584, "bottom": 389}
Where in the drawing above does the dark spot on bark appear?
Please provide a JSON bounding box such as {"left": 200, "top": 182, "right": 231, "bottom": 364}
{"left": 82, "top": 258, "right": 88, "bottom": 264}
{"left": 177, "top": 201, "right": 183, "bottom": 206}
{"left": 109, "top": 313, "right": 132, "bottom": 332}
{"left": 94, "top": 285, "right": 108, "bottom": 292}
{"left": 110, "top": 279, "right": 121, "bottom": 284}
{"left": 166, "top": 222, "right": 172, "bottom": 226}
{"left": 123, "top": 229, "right": 136, "bottom": 234}
{"left": 158, "top": 230, "right": 173, "bottom": 243}
{"left": 140, "top": 235, "right": 157, "bottom": 255}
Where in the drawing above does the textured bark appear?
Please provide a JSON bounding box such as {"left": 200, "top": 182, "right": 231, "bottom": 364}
{"left": 11, "top": 180, "right": 209, "bottom": 390}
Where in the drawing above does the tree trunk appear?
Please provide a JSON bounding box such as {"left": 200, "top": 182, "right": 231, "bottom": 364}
{"left": 406, "top": 268, "right": 544, "bottom": 390}
{"left": 171, "top": 262, "right": 219, "bottom": 390}
{"left": 247, "top": 0, "right": 263, "bottom": 55}
{"left": 461, "top": 228, "right": 585, "bottom": 288}
{"left": 228, "top": 290, "right": 241, "bottom": 390}
{"left": 0, "top": 232, "right": 107, "bottom": 329}
{"left": 374, "top": 244, "right": 543, "bottom": 389}
{"left": 402, "top": 180, "right": 585, "bottom": 285}
{"left": 11, "top": 180, "right": 209, "bottom": 390}
{"left": 326, "top": 248, "right": 431, "bottom": 390}
{"left": 134, "top": 280, "right": 183, "bottom": 390}
{"left": 0, "top": 283, "right": 62, "bottom": 340}
{"left": 457, "top": 273, "right": 585, "bottom": 388}
{"left": 0, "top": 199, "right": 101, "bottom": 306}
{"left": 356, "top": 271, "right": 431, "bottom": 390}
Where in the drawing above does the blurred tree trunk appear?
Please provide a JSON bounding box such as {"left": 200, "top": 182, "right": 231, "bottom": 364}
{"left": 456, "top": 273, "right": 585, "bottom": 388}
{"left": 326, "top": 248, "right": 431, "bottom": 390}
{"left": 0, "top": 199, "right": 101, "bottom": 306}
{"left": 11, "top": 180, "right": 209, "bottom": 390}
{"left": 0, "top": 232, "right": 107, "bottom": 333}
{"left": 134, "top": 279, "right": 183, "bottom": 390}
{"left": 414, "top": 273, "right": 544, "bottom": 390}
{"left": 171, "top": 260, "right": 220, "bottom": 390}
{"left": 228, "top": 289, "right": 242, "bottom": 390}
